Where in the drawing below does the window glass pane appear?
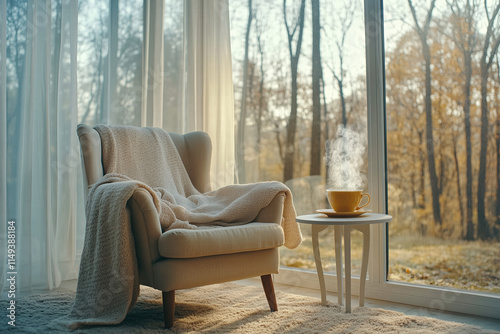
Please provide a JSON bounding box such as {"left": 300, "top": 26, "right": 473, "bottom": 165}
{"left": 385, "top": 0, "right": 500, "bottom": 294}
{"left": 229, "top": 0, "right": 367, "bottom": 275}
{"left": 162, "top": 0, "right": 184, "bottom": 132}
{"left": 78, "top": 0, "right": 143, "bottom": 126}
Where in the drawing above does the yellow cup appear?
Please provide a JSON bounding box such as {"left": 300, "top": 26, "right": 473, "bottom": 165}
{"left": 326, "top": 189, "right": 370, "bottom": 213}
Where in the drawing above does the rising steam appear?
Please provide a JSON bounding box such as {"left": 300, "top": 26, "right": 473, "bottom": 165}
{"left": 326, "top": 125, "right": 366, "bottom": 190}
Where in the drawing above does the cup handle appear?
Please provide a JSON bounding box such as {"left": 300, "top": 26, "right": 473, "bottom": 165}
{"left": 356, "top": 193, "right": 371, "bottom": 210}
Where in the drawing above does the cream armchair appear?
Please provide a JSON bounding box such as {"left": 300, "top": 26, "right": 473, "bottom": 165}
{"left": 77, "top": 124, "right": 286, "bottom": 328}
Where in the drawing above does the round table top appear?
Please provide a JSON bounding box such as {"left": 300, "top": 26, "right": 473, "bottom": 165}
{"left": 296, "top": 212, "right": 392, "bottom": 226}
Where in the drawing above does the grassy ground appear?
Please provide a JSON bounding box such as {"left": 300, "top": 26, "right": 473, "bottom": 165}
{"left": 280, "top": 225, "right": 500, "bottom": 294}
{"left": 388, "top": 235, "right": 500, "bottom": 293}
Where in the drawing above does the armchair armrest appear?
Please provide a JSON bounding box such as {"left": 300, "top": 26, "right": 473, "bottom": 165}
{"left": 128, "top": 187, "right": 163, "bottom": 287}
{"left": 254, "top": 193, "right": 286, "bottom": 224}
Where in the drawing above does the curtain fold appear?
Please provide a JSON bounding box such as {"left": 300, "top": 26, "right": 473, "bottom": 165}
{"left": 1, "top": 0, "right": 82, "bottom": 293}
{"left": 184, "top": 0, "right": 235, "bottom": 188}
{"left": 142, "top": 0, "right": 165, "bottom": 128}
{"left": 51, "top": 0, "right": 81, "bottom": 283}
{"left": 17, "top": 0, "right": 52, "bottom": 291}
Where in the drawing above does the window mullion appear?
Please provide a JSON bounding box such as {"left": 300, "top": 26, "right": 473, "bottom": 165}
{"left": 364, "top": 0, "right": 388, "bottom": 286}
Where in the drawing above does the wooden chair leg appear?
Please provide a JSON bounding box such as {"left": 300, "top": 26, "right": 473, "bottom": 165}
{"left": 162, "top": 290, "right": 175, "bottom": 329}
{"left": 261, "top": 274, "right": 278, "bottom": 312}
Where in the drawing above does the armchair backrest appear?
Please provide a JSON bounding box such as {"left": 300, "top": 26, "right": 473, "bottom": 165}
{"left": 76, "top": 124, "right": 213, "bottom": 195}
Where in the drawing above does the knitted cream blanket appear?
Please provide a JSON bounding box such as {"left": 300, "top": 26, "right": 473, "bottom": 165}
{"left": 64, "top": 125, "right": 302, "bottom": 329}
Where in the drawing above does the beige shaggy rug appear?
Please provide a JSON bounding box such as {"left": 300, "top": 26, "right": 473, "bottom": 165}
{"left": 2, "top": 282, "right": 498, "bottom": 333}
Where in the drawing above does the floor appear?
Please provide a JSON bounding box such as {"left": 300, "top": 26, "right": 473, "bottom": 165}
{"left": 237, "top": 277, "right": 500, "bottom": 332}
{"left": 45, "top": 278, "right": 500, "bottom": 332}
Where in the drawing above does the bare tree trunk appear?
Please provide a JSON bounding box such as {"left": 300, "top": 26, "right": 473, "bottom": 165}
{"left": 408, "top": 0, "right": 442, "bottom": 226}
{"left": 237, "top": 0, "right": 253, "bottom": 184}
{"left": 448, "top": 0, "right": 477, "bottom": 240}
{"left": 82, "top": 39, "right": 104, "bottom": 124}
{"left": 423, "top": 43, "right": 442, "bottom": 227}
{"left": 284, "top": 62, "right": 299, "bottom": 182}
{"left": 331, "top": 45, "right": 349, "bottom": 127}
{"left": 477, "top": 63, "right": 490, "bottom": 239}
{"left": 495, "top": 56, "right": 500, "bottom": 239}
{"left": 321, "top": 75, "right": 330, "bottom": 186}
{"left": 283, "top": 0, "right": 306, "bottom": 182}
{"left": 328, "top": 2, "right": 354, "bottom": 128}
{"left": 310, "top": 0, "right": 321, "bottom": 176}
{"left": 477, "top": 3, "right": 500, "bottom": 240}
{"left": 256, "top": 32, "right": 265, "bottom": 179}
{"left": 247, "top": 62, "right": 256, "bottom": 181}
{"left": 493, "top": 55, "right": 500, "bottom": 240}
{"left": 100, "top": 0, "right": 118, "bottom": 123}
{"left": 464, "top": 54, "right": 475, "bottom": 240}
{"left": 339, "top": 83, "right": 347, "bottom": 126}
{"left": 438, "top": 143, "right": 445, "bottom": 198}
{"left": 109, "top": 0, "right": 118, "bottom": 121}
{"left": 464, "top": 55, "right": 474, "bottom": 240}
{"left": 417, "top": 130, "right": 425, "bottom": 209}
{"left": 453, "top": 141, "right": 466, "bottom": 238}
{"left": 410, "top": 170, "right": 417, "bottom": 208}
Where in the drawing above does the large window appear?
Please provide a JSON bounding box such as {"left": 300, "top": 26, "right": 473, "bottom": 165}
{"left": 229, "top": 0, "right": 368, "bottom": 276}
{"left": 230, "top": 0, "right": 500, "bottom": 318}
{"left": 385, "top": 0, "right": 500, "bottom": 295}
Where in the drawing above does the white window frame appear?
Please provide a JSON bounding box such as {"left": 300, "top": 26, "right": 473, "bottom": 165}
{"left": 275, "top": 0, "right": 500, "bottom": 319}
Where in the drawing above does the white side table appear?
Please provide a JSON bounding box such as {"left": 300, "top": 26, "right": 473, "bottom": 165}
{"left": 296, "top": 213, "right": 392, "bottom": 312}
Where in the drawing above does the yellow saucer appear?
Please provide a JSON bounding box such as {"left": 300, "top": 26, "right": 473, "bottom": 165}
{"left": 315, "top": 209, "right": 372, "bottom": 218}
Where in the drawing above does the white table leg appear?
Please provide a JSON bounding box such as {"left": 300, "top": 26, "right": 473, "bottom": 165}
{"left": 333, "top": 225, "right": 343, "bottom": 305}
{"left": 311, "top": 224, "right": 328, "bottom": 305}
{"left": 355, "top": 224, "right": 370, "bottom": 307}
{"left": 344, "top": 225, "right": 352, "bottom": 313}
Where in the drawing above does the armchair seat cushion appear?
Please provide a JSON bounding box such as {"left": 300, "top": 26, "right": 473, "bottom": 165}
{"left": 158, "top": 223, "right": 285, "bottom": 259}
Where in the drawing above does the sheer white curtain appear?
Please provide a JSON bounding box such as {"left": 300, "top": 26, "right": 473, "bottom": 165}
{"left": 83, "top": 0, "right": 235, "bottom": 186}
{"left": 183, "top": 0, "right": 235, "bottom": 188}
{"left": 142, "top": 0, "right": 165, "bottom": 128}
{"left": 143, "top": 0, "right": 235, "bottom": 187}
{"left": 1, "top": 0, "right": 235, "bottom": 294}
{"left": 1, "top": 0, "right": 83, "bottom": 294}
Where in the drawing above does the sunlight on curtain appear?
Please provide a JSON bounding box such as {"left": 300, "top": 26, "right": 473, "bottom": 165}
{"left": 142, "top": 0, "right": 164, "bottom": 127}
{"left": 1, "top": 0, "right": 84, "bottom": 294}
{"left": 184, "top": 0, "right": 235, "bottom": 188}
